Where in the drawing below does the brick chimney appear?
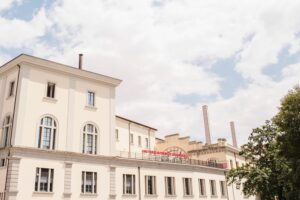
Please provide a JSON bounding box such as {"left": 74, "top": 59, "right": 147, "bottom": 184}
{"left": 202, "top": 105, "right": 212, "bottom": 145}
{"left": 230, "top": 121, "right": 238, "bottom": 148}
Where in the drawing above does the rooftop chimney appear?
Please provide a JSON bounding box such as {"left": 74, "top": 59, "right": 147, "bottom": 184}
{"left": 202, "top": 105, "right": 212, "bottom": 145}
{"left": 78, "top": 53, "right": 83, "bottom": 70}
{"left": 230, "top": 121, "right": 238, "bottom": 148}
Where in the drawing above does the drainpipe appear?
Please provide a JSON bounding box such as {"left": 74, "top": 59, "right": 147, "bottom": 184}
{"left": 138, "top": 166, "right": 141, "bottom": 200}
{"left": 148, "top": 129, "right": 150, "bottom": 149}
{"left": 128, "top": 122, "right": 131, "bottom": 158}
{"left": 224, "top": 171, "right": 230, "bottom": 200}
{"left": 4, "top": 64, "right": 21, "bottom": 200}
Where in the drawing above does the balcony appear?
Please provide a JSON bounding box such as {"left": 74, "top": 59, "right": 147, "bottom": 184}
{"left": 119, "top": 151, "right": 227, "bottom": 169}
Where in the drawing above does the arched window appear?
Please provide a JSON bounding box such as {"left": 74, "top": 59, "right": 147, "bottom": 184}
{"left": 1, "top": 116, "right": 11, "bottom": 147}
{"left": 38, "top": 116, "right": 57, "bottom": 150}
{"left": 82, "top": 123, "right": 98, "bottom": 154}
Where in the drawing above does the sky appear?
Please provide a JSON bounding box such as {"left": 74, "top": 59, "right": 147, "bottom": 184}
{"left": 1, "top": 0, "right": 300, "bottom": 146}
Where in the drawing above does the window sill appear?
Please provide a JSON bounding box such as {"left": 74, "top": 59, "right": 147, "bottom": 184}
{"left": 85, "top": 105, "right": 97, "bottom": 111}
{"left": 165, "top": 195, "right": 177, "bottom": 198}
{"left": 43, "top": 97, "right": 57, "bottom": 103}
{"left": 211, "top": 195, "right": 218, "bottom": 198}
{"left": 221, "top": 195, "right": 228, "bottom": 198}
{"left": 183, "top": 195, "right": 194, "bottom": 198}
{"left": 33, "top": 191, "right": 54, "bottom": 195}
{"left": 80, "top": 193, "right": 98, "bottom": 197}
{"left": 199, "top": 195, "right": 207, "bottom": 198}
{"left": 145, "top": 194, "right": 158, "bottom": 198}
{"left": 122, "top": 194, "right": 137, "bottom": 197}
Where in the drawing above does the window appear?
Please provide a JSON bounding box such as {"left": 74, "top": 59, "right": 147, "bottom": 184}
{"left": 145, "top": 138, "right": 149, "bottom": 149}
{"left": 115, "top": 129, "right": 119, "bottom": 141}
{"left": 38, "top": 116, "right": 57, "bottom": 150}
{"left": 236, "top": 161, "right": 239, "bottom": 168}
{"left": 82, "top": 124, "right": 98, "bottom": 154}
{"left": 35, "top": 168, "right": 54, "bottom": 192}
{"left": 1, "top": 116, "right": 11, "bottom": 147}
{"left": 8, "top": 81, "right": 15, "bottom": 97}
{"left": 81, "top": 171, "right": 97, "bottom": 194}
{"left": 123, "top": 174, "right": 135, "bottom": 195}
{"left": 138, "top": 136, "right": 141, "bottom": 146}
{"left": 220, "top": 181, "right": 227, "bottom": 197}
{"left": 165, "top": 176, "right": 176, "bottom": 196}
{"left": 0, "top": 159, "right": 5, "bottom": 167}
{"left": 46, "top": 82, "right": 55, "bottom": 98}
{"left": 130, "top": 133, "right": 134, "bottom": 144}
{"left": 230, "top": 160, "right": 233, "bottom": 169}
{"left": 199, "top": 179, "right": 206, "bottom": 196}
{"left": 87, "top": 91, "right": 95, "bottom": 107}
{"left": 210, "top": 180, "right": 217, "bottom": 196}
{"left": 145, "top": 176, "right": 156, "bottom": 195}
{"left": 183, "top": 178, "right": 193, "bottom": 196}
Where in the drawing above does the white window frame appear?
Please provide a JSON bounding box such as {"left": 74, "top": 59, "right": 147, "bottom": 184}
{"left": 145, "top": 138, "right": 149, "bottom": 149}
{"left": 1, "top": 116, "right": 11, "bottom": 147}
{"left": 220, "top": 181, "right": 227, "bottom": 197}
{"left": 34, "top": 168, "right": 54, "bottom": 192}
{"left": 81, "top": 171, "right": 97, "bottom": 194}
{"left": 115, "top": 129, "right": 119, "bottom": 141}
{"left": 0, "top": 159, "right": 5, "bottom": 167}
{"left": 130, "top": 133, "right": 134, "bottom": 144}
{"left": 183, "top": 178, "right": 193, "bottom": 196}
{"left": 210, "top": 180, "right": 217, "bottom": 196}
{"left": 82, "top": 124, "right": 98, "bottom": 154}
{"left": 123, "top": 174, "right": 136, "bottom": 195}
{"left": 199, "top": 179, "right": 206, "bottom": 196}
{"left": 38, "top": 116, "right": 57, "bottom": 150}
{"left": 46, "top": 82, "right": 56, "bottom": 98}
{"left": 87, "top": 91, "right": 95, "bottom": 107}
{"left": 145, "top": 175, "right": 156, "bottom": 195}
{"left": 8, "top": 81, "right": 15, "bottom": 97}
{"left": 138, "top": 136, "right": 141, "bottom": 147}
{"left": 165, "top": 176, "right": 176, "bottom": 196}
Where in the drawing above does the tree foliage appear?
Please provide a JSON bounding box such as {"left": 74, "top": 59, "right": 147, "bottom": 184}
{"left": 226, "top": 121, "right": 291, "bottom": 200}
{"left": 227, "top": 86, "right": 300, "bottom": 200}
{"left": 274, "top": 86, "right": 300, "bottom": 199}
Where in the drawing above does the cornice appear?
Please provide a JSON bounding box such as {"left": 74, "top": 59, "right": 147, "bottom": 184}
{"left": 0, "top": 54, "right": 122, "bottom": 87}
{"left": 5, "top": 147, "right": 227, "bottom": 174}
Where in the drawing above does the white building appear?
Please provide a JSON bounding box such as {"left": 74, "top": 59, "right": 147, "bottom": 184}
{"left": 0, "top": 54, "right": 255, "bottom": 200}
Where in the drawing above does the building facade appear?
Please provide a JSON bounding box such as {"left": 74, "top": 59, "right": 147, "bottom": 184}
{"left": 0, "top": 54, "right": 255, "bottom": 200}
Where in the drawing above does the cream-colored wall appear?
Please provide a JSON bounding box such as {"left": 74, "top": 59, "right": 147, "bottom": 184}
{"left": 12, "top": 63, "right": 116, "bottom": 156}
{"left": 116, "top": 118, "right": 155, "bottom": 155}
{"left": 0, "top": 67, "right": 19, "bottom": 147}
{"left": 15, "top": 154, "right": 254, "bottom": 200}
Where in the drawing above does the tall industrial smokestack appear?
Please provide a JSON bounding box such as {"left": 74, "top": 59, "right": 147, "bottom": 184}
{"left": 79, "top": 53, "right": 83, "bottom": 69}
{"left": 202, "top": 105, "right": 212, "bottom": 145}
{"left": 230, "top": 121, "right": 238, "bottom": 148}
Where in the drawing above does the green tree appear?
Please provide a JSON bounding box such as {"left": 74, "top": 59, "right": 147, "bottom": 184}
{"left": 226, "top": 121, "right": 291, "bottom": 200}
{"left": 274, "top": 86, "right": 300, "bottom": 199}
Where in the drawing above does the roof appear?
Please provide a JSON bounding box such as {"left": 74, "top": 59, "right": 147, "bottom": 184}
{"left": 0, "top": 54, "right": 122, "bottom": 87}
{"left": 116, "top": 115, "right": 157, "bottom": 131}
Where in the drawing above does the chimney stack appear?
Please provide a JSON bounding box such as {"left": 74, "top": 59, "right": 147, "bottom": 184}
{"left": 202, "top": 105, "right": 212, "bottom": 145}
{"left": 78, "top": 53, "right": 83, "bottom": 70}
{"left": 230, "top": 121, "right": 238, "bottom": 148}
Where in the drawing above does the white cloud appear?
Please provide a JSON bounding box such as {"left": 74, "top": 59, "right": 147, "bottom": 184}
{"left": 0, "top": 0, "right": 300, "bottom": 145}
{"left": 0, "top": 0, "right": 22, "bottom": 12}
{"left": 0, "top": 8, "right": 50, "bottom": 48}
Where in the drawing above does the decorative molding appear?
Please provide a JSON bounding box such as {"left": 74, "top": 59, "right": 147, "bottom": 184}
{"left": 7, "top": 147, "right": 226, "bottom": 174}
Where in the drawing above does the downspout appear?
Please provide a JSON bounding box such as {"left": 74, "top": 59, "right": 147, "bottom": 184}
{"left": 148, "top": 129, "right": 150, "bottom": 149}
{"left": 128, "top": 122, "right": 131, "bottom": 158}
{"left": 4, "top": 64, "right": 21, "bottom": 200}
{"left": 224, "top": 171, "right": 230, "bottom": 200}
{"left": 138, "top": 166, "right": 141, "bottom": 200}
